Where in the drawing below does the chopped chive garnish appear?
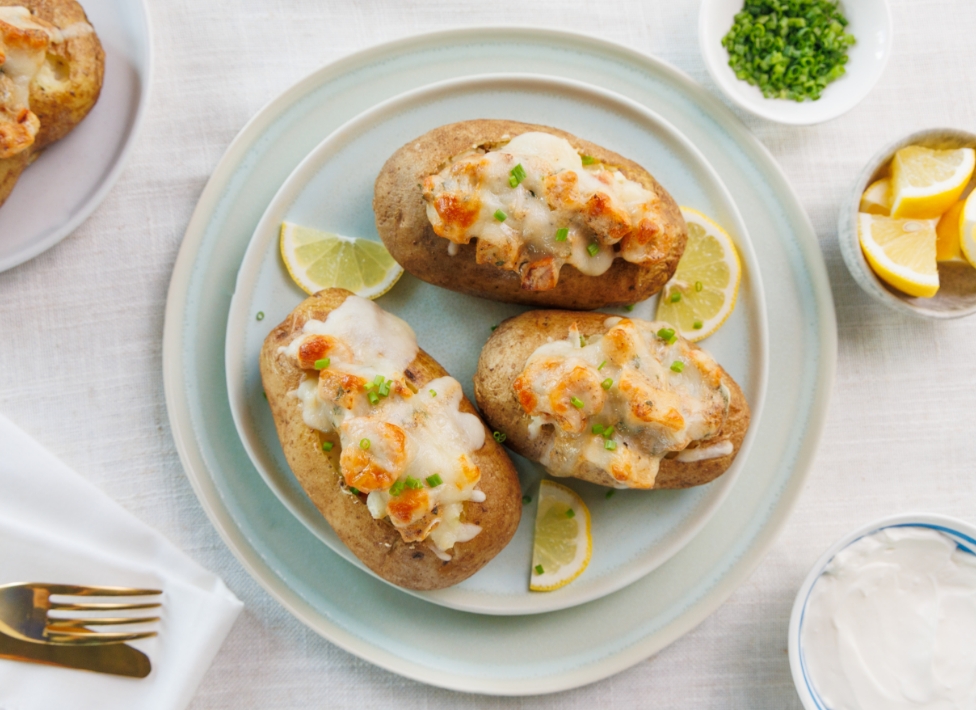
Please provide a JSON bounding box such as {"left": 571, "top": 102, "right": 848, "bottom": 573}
{"left": 657, "top": 327, "right": 675, "bottom": 341}
{"left": 694, "top": 320, "right": 704, "bottom": 330}
{"left": 350, "top": 487, "right": 360, "bottom": 495}
{"left": 587, "top": 243, "right": 600, "bottom": 256}
{"left": 605, "top": 489, "right": 615, "bottom": 499}
{"left": 364, "top": 382, "right": 375, "bottom": 391}
{"left": 671, "top": 361, "right": 685, "bottom": 373}
{"left": 509, "top": 163, "right": 527, "bottom": 187}
{"left": 491, "top": 324, "right": 498, "bottom": 331}
{"left": 668, "top": 335, "right": 678, "bottom": 345}
{"left": 604, "top": 439, "right": 617, "bottom": 451}
{"left": 493, "top": 431, "right": 507, "bottom": 443}
{"left": 262, "top": 391, "right": 268, "bottom": 400}
{"left": 566, "top": 508, "right": 576, "bottom": 519}
{"left": 367, "top": 391, "right": 380, "bottom": 405}
{"left": 426, "top": 474, "right": 443, "bottom": 487}
{"left": 624, "top": 305, "right": 634, "bottom": 312}
{"left": 494, "top": 209, "right": 507, "bottom": 222}
{"left": 373, "top": 375, "right": 384, "bottom": 385}
{"left": 322, "top": 441, "right": 334, "bottom": 452}
{"left": 570, "top": 396, "right": 585, "bottom": 409}
{"left": 579, "top": 336, "right": 586, "bottom": 347}
{"left": 359, "top": 438, "right": 370, "bottom": 450}
{"left": 598, "top": 360, "right": 606, "bottom": 370}
{"left": 256, "top": 311, "right": 265, "bottom": 321}
{"left": 670, "top": 292, "right": 681, "bottom": 303}
{"left": 430, "top": 389, "right": 437, "bottom": 397}
{"left": 555, "top": 227, "right": 569, "bottom": 242}
{"left": 535, "top": 564, "right": 545, "bottom": 575}
{"left": 602, "top": 425, "right": 615, "bottom": 439}
{"left": 601, "top": 378, "right": 613, "bottom": 390}
{"left": 314, "top": 358, "right": 330, "bottom": 370}
{"left": 378, "top": 380, "right": 391, "bottom": 397}
{"left": 580, "top": 155, "right": 595, "bottom": 165}
{"left": 522, "top": 495, "right": 532, "bottom": 505}
{"left": 592, "top": 423, "right": 605, "bottom": 435}
{"left": 695, "top": 281, "right": 703, "bottom": 292}
{"left": 405, "top": 476, "right": 423, "bottom": 490}
{"left": 721, "top": 0, "right": 856, "bottom": 103}
{"left": 389, "top": 479, "right": 405, "bottom": 496}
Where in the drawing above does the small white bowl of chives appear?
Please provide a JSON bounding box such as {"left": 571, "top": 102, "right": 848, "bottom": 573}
{"left": 699, "top": 0, "right": 893, "bottom": 125}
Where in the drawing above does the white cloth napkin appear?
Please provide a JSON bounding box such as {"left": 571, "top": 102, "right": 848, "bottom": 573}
{"left": 0, "top": 413, "right": 243, "bottom": 710}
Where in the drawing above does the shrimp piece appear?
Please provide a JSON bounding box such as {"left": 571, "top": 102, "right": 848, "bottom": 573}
{"left": 618, "top": 369, "right": 685, "bottom": 432}
{"left": 339, "top": 418, "right": 409, "bottom": 493}
{"left": 514, "top": 357, "right": 605, "bottom": 434}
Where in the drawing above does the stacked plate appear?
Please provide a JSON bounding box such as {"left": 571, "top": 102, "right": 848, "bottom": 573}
{"left": 163, "top": 28, "right": 835, "bottom": 694}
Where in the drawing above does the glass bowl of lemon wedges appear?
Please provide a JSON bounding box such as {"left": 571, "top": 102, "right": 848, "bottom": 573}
{"left": 840, "top": 128, "right": 976, "bottom": 318}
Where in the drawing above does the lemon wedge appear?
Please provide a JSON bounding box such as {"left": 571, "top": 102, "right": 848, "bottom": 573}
{"left": 890, "top": 146, "right": 975, "bottom": 219}
{"left": 655, "top": 207, "right": 741, "bottom": 341}
{"left": 935, "top": 200, "right": 967, "bottom": 262}
{"left": 529, "top": 480, "right": 592, "bottom": 592}
{"left": 279, "top": 222, "right": 403, "bottom": 298}
{"left": 859, "top": 178, "right": 892, "bottom": 216}
{"left": 858, "top": 213, "right": 939, "bottom": 298}
{"left": 960, "top": 190, "right": 976, "bottom": 268}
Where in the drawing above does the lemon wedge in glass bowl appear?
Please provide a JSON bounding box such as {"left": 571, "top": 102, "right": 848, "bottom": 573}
{"left": 280, "top": 222, "right": 403, "bottom": 298}
{"left": 858, "top": 214, "right": 939, "bottom": 298}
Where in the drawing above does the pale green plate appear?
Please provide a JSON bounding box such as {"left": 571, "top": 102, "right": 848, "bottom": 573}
{"left": 164, "top": 28, "right": 835, "bottom": 694}
{"left": 225, "top": 73, "right": 766, "bottom": 615}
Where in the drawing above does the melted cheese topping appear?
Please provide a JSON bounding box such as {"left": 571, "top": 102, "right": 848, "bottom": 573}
{"left": 284, "top": 296, "right": 486, "bottom": 554}
{"left": 0, "top": 7, "right": 53, "bottom": 158}
{"left": 422, "top": 132, "right": 680, "bottom": 291}
{"left": 513, "top": 317, "right": 731, "bottom": 488}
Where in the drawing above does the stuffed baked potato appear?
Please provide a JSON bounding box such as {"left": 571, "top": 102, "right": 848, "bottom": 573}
{"left": 260, "top": 289, "right": 522, "bottom": 590}
{"left": 0, "top": 0, "right": 104, "bottom": 207}
{"left": 474, "top": 310, "right": 750, "bottom": 489}
{"left": 374, "top": 120, "right": 687, "bottom": 310}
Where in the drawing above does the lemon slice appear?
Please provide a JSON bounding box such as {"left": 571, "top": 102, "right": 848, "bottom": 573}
{"left": 858, "top": 213, "right": 939, "bottom": 298}
{"left": 859, "top": 177, "right": 892, "bottom": 216}
{"left": 935, "top": 200, "right": 967, "bottom": 262}
{"left": 655, "top": 207, "right": 741, "bottom": 341}
{"left": 960, "top": 190, "right": 976, "bottom": 268}
{"left": 279, "top": 222, "right": 403, "bottom": 298}
{"left": 529, "top": 480, "right": 592, "bottom": 592}
{"left": 890, "top": 146, "right": 975, "bottom": 219}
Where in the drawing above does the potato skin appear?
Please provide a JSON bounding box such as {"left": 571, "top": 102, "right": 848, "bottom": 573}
{"left": 0, "top": 0, "right": 104, "bottom": 207}
{"left": 474, "top": 310, "right": 751, "bottom": 489}
{"left": 373, "top": 120, "right": 687, "bottom": 310}
{"left": 259, "top": 289, "right": 522, "bottom": 590}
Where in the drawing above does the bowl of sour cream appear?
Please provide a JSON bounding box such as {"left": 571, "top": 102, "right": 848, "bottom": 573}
{"left": 789, "top": 513, "right": 976, "bottom": 710}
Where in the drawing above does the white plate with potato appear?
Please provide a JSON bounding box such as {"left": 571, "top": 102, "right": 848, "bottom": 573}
{"left": 224, "top": 73, "right": 767, "bottom": 615}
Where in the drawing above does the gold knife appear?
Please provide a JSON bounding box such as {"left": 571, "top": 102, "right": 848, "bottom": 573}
{"left": 0, "top": 631, "right": 151, "bottom": 678}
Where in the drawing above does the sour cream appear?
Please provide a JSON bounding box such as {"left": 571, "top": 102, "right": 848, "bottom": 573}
{"left": 801, "top": 526, "right": 976, "bottom": 710}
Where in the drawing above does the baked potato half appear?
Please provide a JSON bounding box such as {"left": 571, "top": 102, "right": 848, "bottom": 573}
{"left": 260, "top": 289, "right": 522, "bottom": 590}
{"left": 474, "top": 310, "right": 750, "bottom": 489}
{"left": 374, "top": 120, "right": 687, "bottom": 310}
{"left": 0, "top": 0, "right": 104, "bottom": 207}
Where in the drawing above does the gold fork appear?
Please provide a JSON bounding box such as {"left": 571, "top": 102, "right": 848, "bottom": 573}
{"left": 0, "top": 582, "right": 161, "bottom": 646}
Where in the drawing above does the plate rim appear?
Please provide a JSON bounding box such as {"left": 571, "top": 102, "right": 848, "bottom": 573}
{"left": 224, "top": 70, "right": 769, "bottom": 615}
{"left": 0, "top": 0, "right": 156, "bottom": 273}
{"left": 163, "top": 25, "right": 836, "bottom": 694}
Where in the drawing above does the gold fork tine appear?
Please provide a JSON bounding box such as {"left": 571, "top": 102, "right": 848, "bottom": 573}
{"left": 50, "top": 601, "right": 161, "bottom": 612}
{"left": 37, "top": 584, "right": 162, "bottom": 597}
{"left": 47, "top": 616, "right": 161, "bottom": 628}
{"left": 44, "top": 630, "right": 159, "bottom": 645}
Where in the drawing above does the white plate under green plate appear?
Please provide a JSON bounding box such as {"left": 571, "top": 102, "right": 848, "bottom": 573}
{"left": 164, "top": 28, "right": 835, "bottom": 693}
{"left": 226, "top": 73, "right": 767, "bottom": 615}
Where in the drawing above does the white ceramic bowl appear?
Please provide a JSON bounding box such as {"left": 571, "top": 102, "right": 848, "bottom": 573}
{"left": 699, "top": 0, "right": 892, "bottom": 125}
{"left": 839, "top": 128, "right": 976, "bottom": 319}
{"left": 788, "top": 513, "right": 976, "bottom": 709}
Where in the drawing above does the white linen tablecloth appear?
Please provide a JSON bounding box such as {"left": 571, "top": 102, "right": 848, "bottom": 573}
{"left": 2, "top": 0, "right": 976, "bottom": 707}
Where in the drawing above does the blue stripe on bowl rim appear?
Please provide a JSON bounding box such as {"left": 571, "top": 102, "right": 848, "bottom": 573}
{"left": 795, "top": 521, "right": 976, "bottom": 710}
